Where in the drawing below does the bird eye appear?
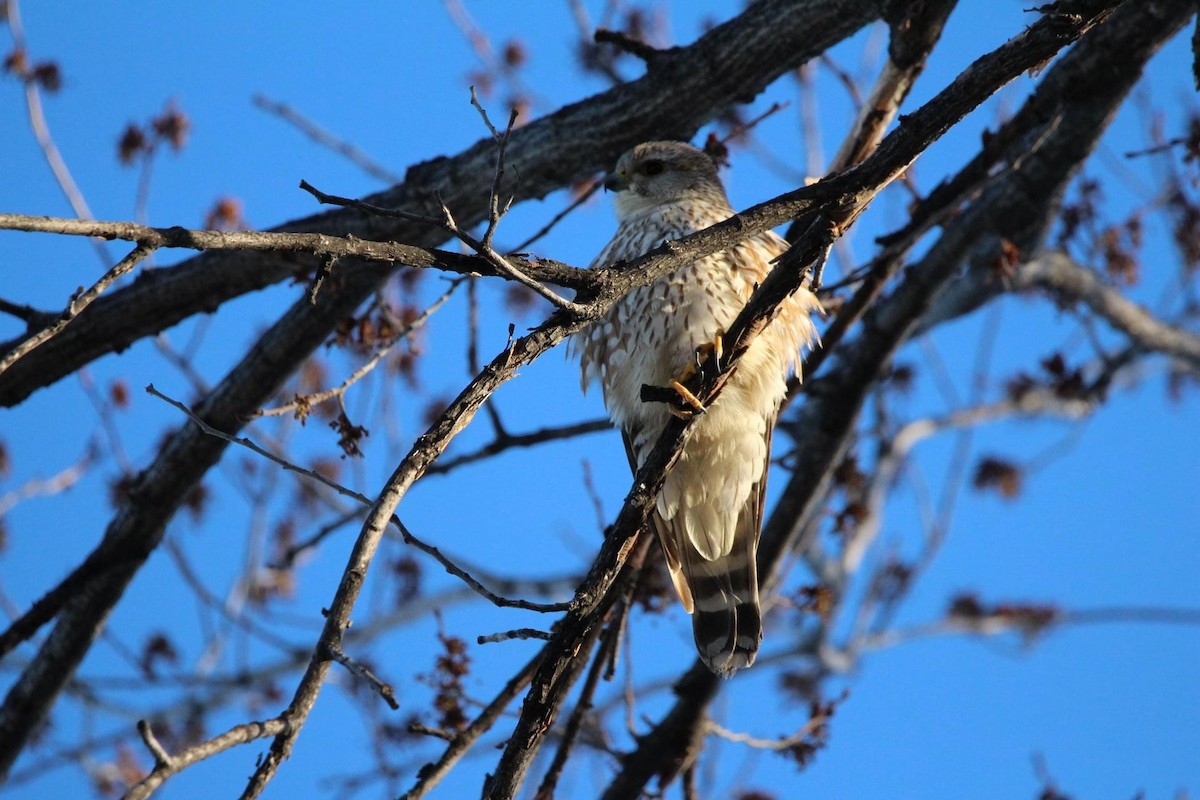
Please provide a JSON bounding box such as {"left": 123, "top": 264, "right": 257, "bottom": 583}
{"left": 641, "top": 159, "right": 665, "bottom": 176}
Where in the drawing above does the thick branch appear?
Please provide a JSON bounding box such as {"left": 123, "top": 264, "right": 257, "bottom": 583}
{"left": 0, "top": 262, "right": 387, "bottom": 775}
{"left": 924, "top": 249, "right": 1200, "bottom": 370}
{"left": 0, "top": 0, "right": 882, "bottom": 407}
{"left": 600, "top": 3, "right": 1192, "bottom": 796}
{"left": 0, "top": 213, "right": 589, "bottom": 289}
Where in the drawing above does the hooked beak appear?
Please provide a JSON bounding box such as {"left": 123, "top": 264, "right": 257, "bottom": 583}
{"left": 603, "top": 170, "right": 629, "bottom": 193}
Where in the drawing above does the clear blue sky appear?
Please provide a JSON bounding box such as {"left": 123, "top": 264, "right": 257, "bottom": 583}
{"left": 1, "top": 2, "right": 1197, "bottom": 799}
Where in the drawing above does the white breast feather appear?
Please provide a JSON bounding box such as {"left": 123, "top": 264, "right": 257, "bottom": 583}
{"left": 575, "top": 203, "right": 819, "bottom": 562}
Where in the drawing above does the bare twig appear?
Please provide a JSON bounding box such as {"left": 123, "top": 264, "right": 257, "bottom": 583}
{"left": 253, "top": 278, "right": 464, "bottom": 419}
{"left": 511, "top": 178, "right": 603, "bottom": 253}
{"left": 147, "top": 384, "right": 571, "bottom": 614}
{"left": 706, "top": 716, "right": 823, "bottom": 751}
{"left": 407, "top": 722, "right": 456, "bottom": 742}
{"left": 123, "top": 718, "right": 289, "bottom": 800}
{"left": 455, "top": 93, "right": 590, "bottom": 314}
{"left": 135, "top": 720, "right": 173, "bottom": 768}
{"left": 476, "top": 628, "right": 553, "bottom": 645}
{"left": 0, "top": 298, "right": 56, "bottom": 329}
{"left": 4, "top": 0, "right": 109, "bottom": 266}
{"left": 426, "top": 418, "right": 611, "bottom": 475}
{"left": 325, "top": 641, "right": 399, "bottom": 709}
{"left": 0, "top": 439, "right": 97, "bottom": 517}
{"left": 0, "top": 243, "right": 156, "bottom": 376}
{"left": 0, "top": 212, "right": 591, "bottom": 290}
{"left": 594, "top": 28, "right": 663, "bottom": 63}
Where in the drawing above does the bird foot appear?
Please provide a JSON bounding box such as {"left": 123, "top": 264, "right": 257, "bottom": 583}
{"left": 640, "top": 334, "right": 725, "bottom": 417}
{"left": 667, "top": 380, "right": 705, "bottom": 418}
{"left": 666, "top": 334, "right": 724, "bottom": 417}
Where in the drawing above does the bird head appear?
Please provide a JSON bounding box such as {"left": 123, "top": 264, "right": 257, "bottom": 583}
{"left": 605, "top": 141, "right": 727, "bottom": 219}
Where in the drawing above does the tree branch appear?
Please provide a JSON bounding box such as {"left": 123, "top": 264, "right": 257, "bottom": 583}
{"left": 0, "top": 0, "right": 884, "bottom": 408}
{"left": 123, "top": 718, "right": 289, "bottom": 800}
{"left": 600, "top": 3, "right": 1192, "bottom": 796}
{"left": 923, "top": 249, "right": 1200, "bottom": 370}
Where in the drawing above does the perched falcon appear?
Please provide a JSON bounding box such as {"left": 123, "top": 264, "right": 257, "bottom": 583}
{"left": 576, "top": 141, "right": 821, "bottom": 675}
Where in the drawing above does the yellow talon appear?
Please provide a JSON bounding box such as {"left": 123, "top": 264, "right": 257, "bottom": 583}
{"left": 692, "top": 334, "right": 724, "bottom": 372}
{"left": 664, "top": 334, "right": 725, "bottom": 417}
{"left": 668, "top": 379, "right": 706, "bottom": 416}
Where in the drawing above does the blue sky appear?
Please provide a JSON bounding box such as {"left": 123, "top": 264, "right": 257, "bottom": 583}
{"left": 1, "top": 2, "right": 1197, "bottom": 799}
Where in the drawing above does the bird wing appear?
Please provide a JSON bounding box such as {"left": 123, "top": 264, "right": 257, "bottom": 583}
{"left": 622, "top": 429, "right": 695, "bottom": 614}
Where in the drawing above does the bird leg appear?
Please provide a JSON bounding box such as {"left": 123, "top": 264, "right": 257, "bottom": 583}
{"left": 639, "top": 334, "right": 725, "bottom": 417}
{"left": 666, "top": 334, "right": 724, "bottom": 417}
{"left": 666, "top": 379, "right": 705, "bottom": 418}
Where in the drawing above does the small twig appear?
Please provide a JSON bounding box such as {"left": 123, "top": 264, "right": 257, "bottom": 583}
{"left": 273, "top": 508, "right": 362, "bottom": 568}
{"left": 469, "top": 85, "right": 504, "bottom": 141}
{"left": 5, "top": 0, "right": 110, "bottom": 267}
{"left": 324, "top": 640, "right": 399, "bottom": 709}
{"left": 307, "top": 255, "right": 336, "bottom": 304}
{"left": 466, "top": 277, "right": 481, "bottom": 375}
{"left": 149, "top": 384, "right": 571, "bottom": 613}
{"left": 511, "top": 178, "right": 602, "bottom": 253}
{"left": 254, "top": 277, "right": 463, "bottom": 419}
{"left": 465, "top": 279, "right": 508, "bottom": 436}
{"left": 0, "top": 297, "right": 56, "bottom": 328}
{"left": 443, "top": 200, "right": 588, "bottom": 313}
{"left": 594, "top": 28, "right": 664, "bottom": 63}
{"left": 0, "top": 242, "right": 156, "bottom": 377}
{"left": 426, "top": 418, "right": 611, "bottom": 475}
{"left": 580, "top": 460, "right": 610, "bottom": 535}
{"left": 300, "top": 178, "right": 588, "bottom": 313}
{"left": 0, "top": 438, "right": 96, "bottom": 517}
{"left": 453, "top": 92, "right": 587, "bottom": 314}
{"left": 478, "top": 97, "right": 519, "bottom": 251}
{"left": 123, "top": 718, "right": 289, "bottom": 800}
{"left": 719, "top": 101, "right": 789, "bottom": 145}
{"left": 136, "top": 720, "right": 173, "bottom": 768}
{"left": 1123, "top": 137, "right": 1189, "bottom": 159}
{"left": 397, "top": 520, "right": 570, "bottom": 613}
{"left": 298, "top": 180, "right": 446, "bottom": 227}
{"left": 408, "top": 722, "right": 457, "bottom": 742}
{"left": 476, "top": 628, "right": 553, "bottom": 645}
{"left": 0, "top": 211, "right": 593, "bottom": 290}
{"left": 705, "top": 715, "right": 824, "bottom": 751}
{"left": 819, "top": 53, "right": 866, "bottom": 109}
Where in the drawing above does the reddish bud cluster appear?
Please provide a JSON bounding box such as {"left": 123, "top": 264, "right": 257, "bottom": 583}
{"left": 203, "top": 196, "right": 246, "bottom": 231}
{"left": 3, "top": 48, "right": 61, "bottom": 92}
{"left": 948, "top": 592, "right": 1061, "bottom": 638}
{"left": 392, "top": 555, "right": 422, "bottom": 605}
{"left": 139, "top": 631, "right": 179, "bottom": 679}
{"left": 971, "top": 456, "right": 1022, "bottom": 499}
{"left": 329, "top": 410, "right": 369, "bottom": 459}
{"left": 116, "top": 102, "right": 191, "bottom": 165}
{"left": 420, "top": 622, "right": 472, "bottom": 733}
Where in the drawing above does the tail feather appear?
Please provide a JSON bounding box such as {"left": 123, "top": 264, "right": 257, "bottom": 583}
{"left": 682, "top": 540, "right": 762, "bottom": 676}
{"left": 625, "top": 426, "right": 771, "bottom": 677}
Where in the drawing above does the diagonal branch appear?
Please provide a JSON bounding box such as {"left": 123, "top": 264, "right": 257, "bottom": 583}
{"left": 0, "top": 0, "right": 884, "bottom": 408}
{"left": 599, "top": 2, "right": 1193, "bottom": 796}
{"left": 924, "top": 249, "right": 1200, "bottom": 370}
{"left": 489, "top": 6, "right": 1137, "bottom": 797}
{"left": 0, "top": 243, "right": 155, "bottom": 376}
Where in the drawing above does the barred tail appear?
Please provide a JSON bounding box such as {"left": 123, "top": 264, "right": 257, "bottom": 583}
{"left": 682, "top": 534, "right": 762, "bottom": 676}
